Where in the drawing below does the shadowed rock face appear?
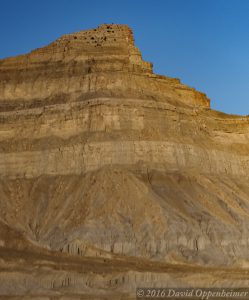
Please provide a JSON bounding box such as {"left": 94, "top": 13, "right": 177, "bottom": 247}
{"left": 0, "top": 24, "right": 249, "bottom": 298}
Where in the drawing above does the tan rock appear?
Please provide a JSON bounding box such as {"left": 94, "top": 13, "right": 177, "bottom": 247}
{"left": 0, "top": 24, "right": 249, "bottom": 298}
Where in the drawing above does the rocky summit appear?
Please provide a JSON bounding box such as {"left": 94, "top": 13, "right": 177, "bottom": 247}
{"left": 0, "top": 24, "right": 249, "bottom": 299}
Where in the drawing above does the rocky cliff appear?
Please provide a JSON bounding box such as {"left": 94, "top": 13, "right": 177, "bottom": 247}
{"left": 0, "top": 24, "right": 249, "bottom": 298}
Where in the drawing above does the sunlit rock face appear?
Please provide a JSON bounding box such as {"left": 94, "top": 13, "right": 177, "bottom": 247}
{"left": 0, "top": 24, "right": 249, "bottom": 298}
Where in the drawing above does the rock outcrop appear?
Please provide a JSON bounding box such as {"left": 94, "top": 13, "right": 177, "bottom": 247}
{"left": 0, "top": 24, "right": 249, "bottom": 298}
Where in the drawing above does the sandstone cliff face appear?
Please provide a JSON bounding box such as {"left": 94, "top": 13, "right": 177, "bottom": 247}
{"left": 0, "top": 24, "right": 249, "bottom": 297}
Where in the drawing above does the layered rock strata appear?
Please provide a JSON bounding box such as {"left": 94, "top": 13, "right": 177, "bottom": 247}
{"left": 0, "top": 24, "right": 249, "bottom": 298}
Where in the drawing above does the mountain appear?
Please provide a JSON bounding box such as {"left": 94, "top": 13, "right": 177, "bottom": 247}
{"left": 0, "top": 24, "right": 249, "bottom": 299}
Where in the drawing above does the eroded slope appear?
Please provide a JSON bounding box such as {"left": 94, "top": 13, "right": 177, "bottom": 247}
{"left": 0, "top": 24, "right": 249, "bottom": 297}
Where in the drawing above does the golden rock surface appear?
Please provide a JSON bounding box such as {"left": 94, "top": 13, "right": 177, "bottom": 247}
{"left": 0, "top": 24, "right": 249, "bottom": 299}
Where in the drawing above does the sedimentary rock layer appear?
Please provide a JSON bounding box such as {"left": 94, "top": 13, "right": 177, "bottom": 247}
{"left": 0, "top": 24, "right": 249, "bottom": 298}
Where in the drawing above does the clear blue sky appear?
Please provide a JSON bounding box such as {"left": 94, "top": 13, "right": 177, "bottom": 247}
{"left": 0, "top": 0, "right": 248, "bottom": 115}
